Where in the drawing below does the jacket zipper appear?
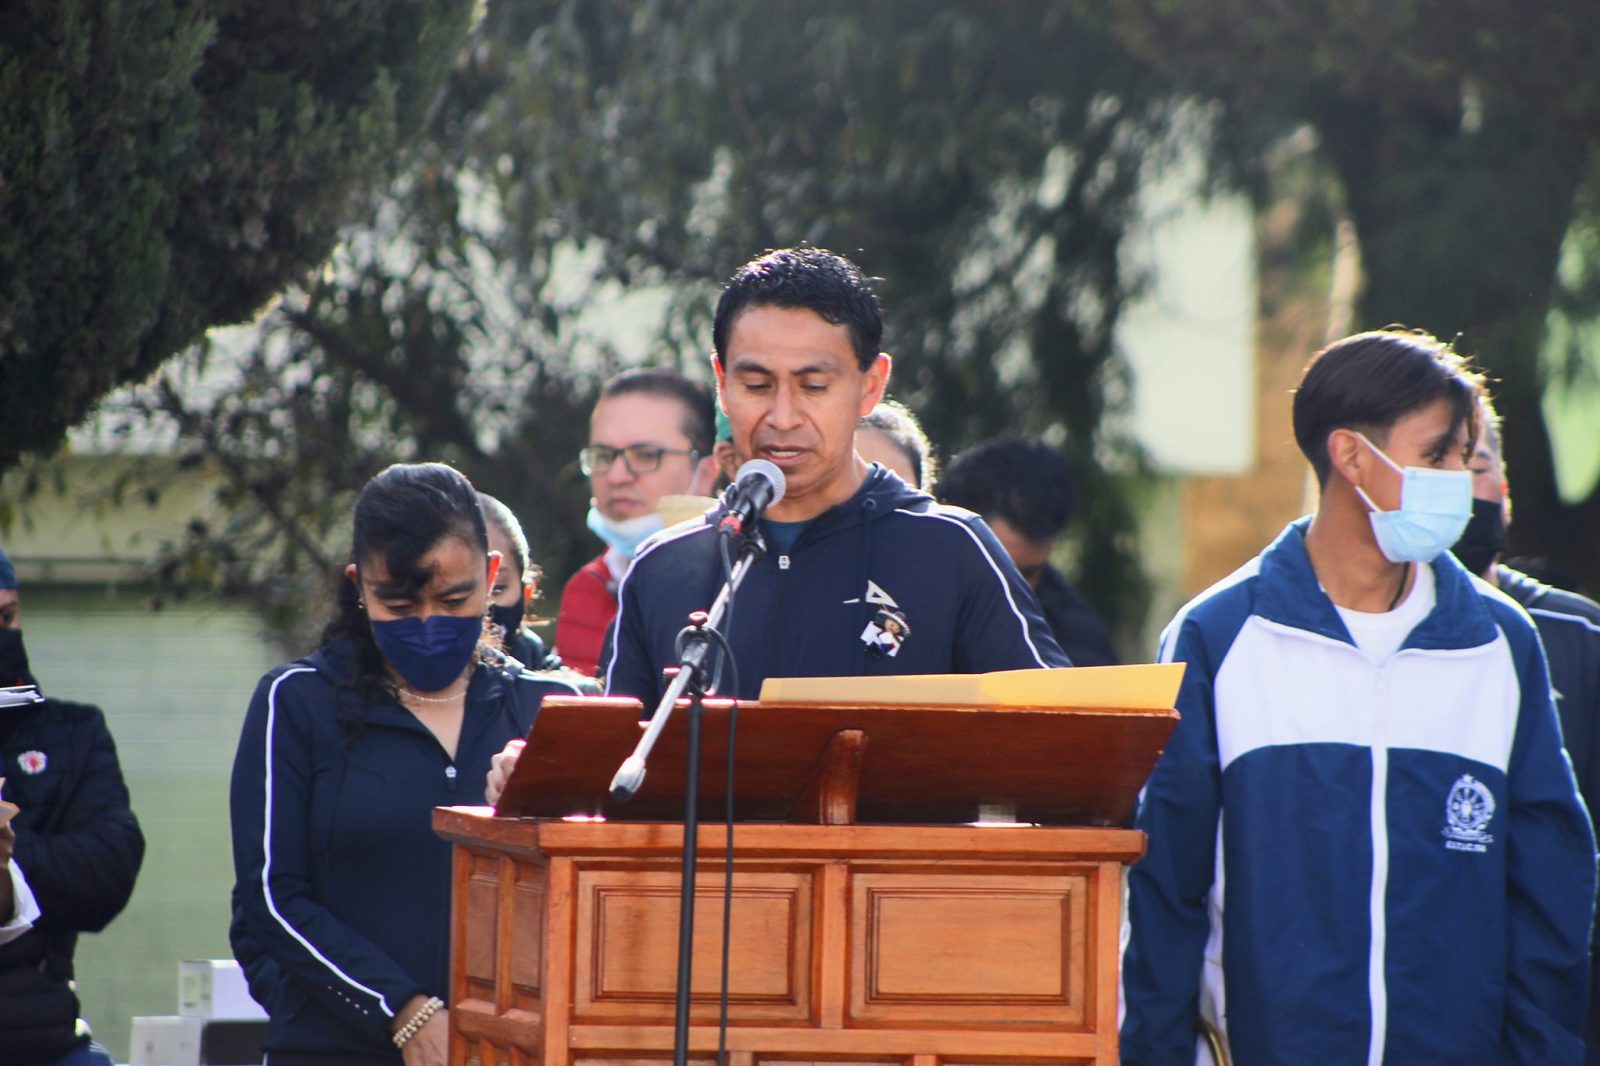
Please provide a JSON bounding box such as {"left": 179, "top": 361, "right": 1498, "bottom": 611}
{"left": 1367, "top": 660, "right": 1391, "bottom": 1066}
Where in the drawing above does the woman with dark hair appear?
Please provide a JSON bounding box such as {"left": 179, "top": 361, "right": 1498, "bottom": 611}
{"left": 856, "top": 399, "right": 936, "bottom": 489}
{"left": 478, "top": 494, "right": 553, "bottom": 667}
{"left": 229, "top": 463, "right": 583, "bottom": 1065}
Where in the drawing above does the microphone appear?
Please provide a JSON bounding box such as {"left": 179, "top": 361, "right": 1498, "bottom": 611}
{"left": 717, "top": 459, "right": 786, "bottom": 536}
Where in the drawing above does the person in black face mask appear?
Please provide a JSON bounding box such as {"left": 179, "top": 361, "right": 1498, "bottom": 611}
{"left": 476, "top": 494, "right": 597, "bottom": 692}
{"left": 1450, "top": 398, "right": 1600, "bottom": 1066}
{"left": 0, "top": 597, "right": 30, "bottom": 690}
{"left": 0, "top": 547, "right": 144, "bottom": 1066}
{"left": 228, "top": 464, "right": 585, "bottom": 1066}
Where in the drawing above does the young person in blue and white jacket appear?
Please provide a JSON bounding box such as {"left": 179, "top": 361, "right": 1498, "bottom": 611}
{"left": 1121, "top": 330, "right": 1596, "bottom": 1065}
{"left": 230, "top": 463, "right": 583, "bottom": 1066}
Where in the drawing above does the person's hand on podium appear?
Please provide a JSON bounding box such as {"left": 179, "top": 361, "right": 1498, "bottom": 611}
{"left": 485, "top": 738, "right": 524, "bottom": 807}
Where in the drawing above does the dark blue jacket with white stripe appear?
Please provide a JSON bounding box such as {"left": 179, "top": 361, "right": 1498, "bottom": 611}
{"left": 605, "top": 465, "right": 1069, "bottom": 707}
{"left": 1121, "top": 519, "right": 1597, "bottom": 1066}
{"left": 228, "top": 641, "right": 581, "bottom": 1061}
{"left": 1498, "top": 564, "right": 1600, "bottom": 1064}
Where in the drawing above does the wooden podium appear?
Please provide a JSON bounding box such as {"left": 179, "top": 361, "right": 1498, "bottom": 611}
{"left": 434, "top": 682, "right": 1177, "bottom": 1066}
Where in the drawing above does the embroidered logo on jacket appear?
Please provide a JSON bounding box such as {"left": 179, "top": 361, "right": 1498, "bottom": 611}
{"left": 16, "top": 750, "right": 47, "bottom": 775}
{"left": 1442, "top": 773, "right": 1495, "bottom": 853}
{"left": 843, "top": 580, "right": 898, "bottom": 607}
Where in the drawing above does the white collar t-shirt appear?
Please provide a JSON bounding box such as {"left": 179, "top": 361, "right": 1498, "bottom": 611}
{"left": 1334, "top": 561, "right": 1437, "bottom": 666}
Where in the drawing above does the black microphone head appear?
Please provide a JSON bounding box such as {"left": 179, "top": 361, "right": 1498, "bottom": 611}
{"left": 734, "top": 459, "right": 785, "bottom": 505}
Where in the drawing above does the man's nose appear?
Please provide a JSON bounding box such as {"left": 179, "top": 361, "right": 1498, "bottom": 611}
{"left": 768, "top": 385, "right": 804, "bottom": 430}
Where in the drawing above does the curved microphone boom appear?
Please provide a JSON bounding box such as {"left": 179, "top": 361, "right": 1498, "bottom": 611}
{"left": 607, "top": 460, "right": 784, "bottom": 805}
{"left": 717, "top": 459, "right": 786, "bottom": 536}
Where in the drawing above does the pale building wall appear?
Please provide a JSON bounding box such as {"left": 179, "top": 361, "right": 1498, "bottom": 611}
{"left": 2, "top": 456, "right": 230, "bottom": 584}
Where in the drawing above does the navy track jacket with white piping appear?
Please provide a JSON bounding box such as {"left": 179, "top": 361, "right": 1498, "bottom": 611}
{"left": 605, "top": 465, "right": 1070, "bottom": 706}
{"left": 1497, "top": 564, "right": 1600, "bottom": 1063}
{"left": 1121, "top": 518, "right": 1596, "bottom": 1066}
{"left": 229, "top": 641, "right": 582, "bottom": 1061}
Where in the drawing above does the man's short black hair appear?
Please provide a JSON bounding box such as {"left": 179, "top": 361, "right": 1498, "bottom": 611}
{"left": 598, "top": 367, "right": 716, "bottom": 455}
{"left": 934, "top": 437, "right": 1076, "bottom": 543}
{"left": 1293, "top": 329, "right": 1484, "bottom": 485}
{"left": 712, "top": 247, "right": 883, "bottom": 372}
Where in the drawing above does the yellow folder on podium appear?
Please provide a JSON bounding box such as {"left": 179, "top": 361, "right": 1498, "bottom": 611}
{"left": 758, "top": 663, "right": 1184, "bottom": 710}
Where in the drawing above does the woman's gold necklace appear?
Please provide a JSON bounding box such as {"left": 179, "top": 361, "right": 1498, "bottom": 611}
{"left": 398, "top": 682, "right": 468, "bottom": 705}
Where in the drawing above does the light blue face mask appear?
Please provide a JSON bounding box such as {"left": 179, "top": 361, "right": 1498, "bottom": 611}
{"left": 586, "top": 506, "right": 664, "bottom": 559}
{"left": 1353, "top": 433, "right": 1473, "bottom": 564}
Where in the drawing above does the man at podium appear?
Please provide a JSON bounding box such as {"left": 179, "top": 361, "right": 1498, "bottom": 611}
{"left": 486, "top": 248, "right": 1066, "bottom": 802}
{"left": 603, "top": 246, "right": 1068, "bottom": 707}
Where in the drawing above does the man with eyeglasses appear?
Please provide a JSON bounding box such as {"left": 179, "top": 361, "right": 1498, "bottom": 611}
{"left": 555, "top": 368, "right": 719, "bottom": 675}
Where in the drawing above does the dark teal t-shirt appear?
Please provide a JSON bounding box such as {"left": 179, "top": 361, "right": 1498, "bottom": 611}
{"left": 758, "top": 518, "right": 810, "bottom": 554}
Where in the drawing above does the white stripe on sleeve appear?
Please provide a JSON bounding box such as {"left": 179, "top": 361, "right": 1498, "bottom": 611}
{"left": 259, "top": 666, "right": 395, "bottom": 1017}
{"left": 894, "top": 508, "right": 1050, "bottom": 668}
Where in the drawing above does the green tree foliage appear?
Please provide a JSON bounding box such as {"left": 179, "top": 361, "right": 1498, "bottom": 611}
{"left": 107, "top": 0, "right": 1177, "bottom": 652}
{"left": 1109, "top": 0, "right": 1600, "bottom": 588}
{"left": 0, "top": 0, "right": 478, "bottom": 469}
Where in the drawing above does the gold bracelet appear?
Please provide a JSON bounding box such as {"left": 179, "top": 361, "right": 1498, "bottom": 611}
{"left": 392, "top": 995, "right": 444, "bottom": 1048}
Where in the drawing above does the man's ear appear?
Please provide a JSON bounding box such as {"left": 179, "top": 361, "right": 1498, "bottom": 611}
{"left": 1326, "top": 428, "right": 1368, "bottom": 489}
{"left": 859, "top": 352, "right": 892, "bottom": 416}
{"left": 344, "top": 563, "right": 359, "bottom": 586}
{"left": 709, "top": 351, "right": 726, "bottom": 397}
{"left": 688, "top": 454, "right": 720, "bottom": 497}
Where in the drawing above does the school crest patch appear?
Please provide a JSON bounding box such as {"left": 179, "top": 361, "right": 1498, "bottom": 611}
{"left": 1442, "top": 773, "right": 1495, "bottom": 853}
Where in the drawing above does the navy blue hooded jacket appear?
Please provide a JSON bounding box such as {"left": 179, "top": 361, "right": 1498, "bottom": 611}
{"left": 605, "top": 466, "right": 1069, "bottom": 707}
{"left": 229, "top": 641, "right": 581, "bottom": 1062}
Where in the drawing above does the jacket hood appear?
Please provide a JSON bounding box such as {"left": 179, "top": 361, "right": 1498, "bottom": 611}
{"left": 854, "top": 462, "right": 931, "bottom": 515}
{"left": 300, "top": 640, "right": 358, "bottom": 682}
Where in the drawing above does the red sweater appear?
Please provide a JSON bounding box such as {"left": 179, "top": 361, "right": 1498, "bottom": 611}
{"left": 554, "top": 553, "right": 619, "bottom": 677}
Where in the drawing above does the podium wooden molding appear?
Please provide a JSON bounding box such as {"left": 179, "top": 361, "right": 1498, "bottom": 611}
{"left": 435, "top": 691, "right": 1178, "bottom": 1066}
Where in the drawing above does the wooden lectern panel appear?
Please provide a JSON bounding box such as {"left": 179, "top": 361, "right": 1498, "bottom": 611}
{"left": 573, "top": 867, "right": 813, "bottom": 1023}
{"left": 849, "top": 871, "right": 1088, "bottom": 1028}
{"left": 496, "top": 696, "right": 1175, "bottom": 827}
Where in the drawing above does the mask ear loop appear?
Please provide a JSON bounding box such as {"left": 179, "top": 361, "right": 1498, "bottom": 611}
{"left": 1351, "top": 432, "right": 1402, "bottom": 514}
{"left": 1350, "top": 431, "right": 1414, "bottom": 601}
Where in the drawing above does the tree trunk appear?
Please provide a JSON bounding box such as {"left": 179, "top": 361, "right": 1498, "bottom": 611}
{"left": 1313, "top": 93, "right": 1599, "bottom": 592}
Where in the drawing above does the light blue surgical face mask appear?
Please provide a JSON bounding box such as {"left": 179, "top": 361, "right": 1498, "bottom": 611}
{"left": 1353, "top": 433, "right": 1473, "bottom": 564}
{"left": 586, "top": 506, "right": 663, "bottom": 560}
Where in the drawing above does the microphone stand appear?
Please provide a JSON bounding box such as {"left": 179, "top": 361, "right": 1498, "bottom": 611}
{"left": 608, "top": 529, "right": 765, "bottom": 1066}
